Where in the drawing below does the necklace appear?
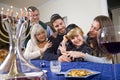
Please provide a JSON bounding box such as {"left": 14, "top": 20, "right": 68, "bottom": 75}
{"left": 38, "top": 38, "right": 48, "bottom": 48}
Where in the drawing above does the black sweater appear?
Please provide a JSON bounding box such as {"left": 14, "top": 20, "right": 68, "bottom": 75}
{"left": 42, "top": 34, "right": 64, "bottom": 61}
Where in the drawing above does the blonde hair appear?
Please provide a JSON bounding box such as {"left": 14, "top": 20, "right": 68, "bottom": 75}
{"left": 66, "top": 27, "right": 84, "bottom": 40}
{"left": 31, "top": 24, "right": 47, "bottom": 45}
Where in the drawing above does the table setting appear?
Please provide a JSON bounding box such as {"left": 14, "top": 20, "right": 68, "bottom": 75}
{"left": 31, "top": 60, "right": 120, "bottom": 80}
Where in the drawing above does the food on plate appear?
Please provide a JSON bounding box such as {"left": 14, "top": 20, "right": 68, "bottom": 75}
{"left": 67, "top": 69, "right": 93, "bottom": 77}
{"left": 0, "top": 49, "right": 8, "bottom": 62}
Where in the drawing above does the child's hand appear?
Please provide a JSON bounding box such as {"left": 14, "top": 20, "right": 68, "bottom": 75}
{"left": 58, "top": 46, "right": 67, "bottom": 55}
{"left": 62, "top": 35, "right": 68, "bottom": 44}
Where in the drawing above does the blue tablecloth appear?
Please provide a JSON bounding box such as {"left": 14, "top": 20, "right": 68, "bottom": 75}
{"left": 31, "top": 60, "right": 120, "bottom": 80}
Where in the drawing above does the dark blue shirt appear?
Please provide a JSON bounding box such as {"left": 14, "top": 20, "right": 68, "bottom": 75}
{"left": 42, "top": 34, "right": 64, "bottom": 61}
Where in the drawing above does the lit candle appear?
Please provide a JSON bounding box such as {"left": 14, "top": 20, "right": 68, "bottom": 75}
{"left": 24, "top": 7, "right": 28, "bottom": 17}
{"left": 20, "top": 8, "right": 24, "bottom": 18}
{"left": 28, "top": 9, "right": 32, "bottom": 16}
{"left": 10, "top": 6, "right": 14, "bottom": 17}
{"left": 6, "top": 8, "right": 10, "bottom": 18}
{"left": 28, "top": 9, "right": 32, "bottom": 20}
{"left": 16, "top": 12, "right": 19, "bottom": 20}
{"left": 1, "top": 8, "right": 4, "bottom": 20}
{"left": 1, "top": 7, "right": 4, "bottom": 13}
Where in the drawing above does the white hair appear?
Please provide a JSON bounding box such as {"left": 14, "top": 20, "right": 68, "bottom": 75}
{"left": 31, "top": 23, "right": 47, "bottom": 45}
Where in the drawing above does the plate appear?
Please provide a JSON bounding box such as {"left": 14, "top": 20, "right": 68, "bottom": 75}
{"left": 56, "top": 72, "right": 66, "bottom": 75}
{"left": 65, "top": 68, "right": 100, "bottom": 78}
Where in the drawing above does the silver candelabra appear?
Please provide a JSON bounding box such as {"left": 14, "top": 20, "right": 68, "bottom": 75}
{"left": 0, "top": 7, "right": 46, "bottom": 80}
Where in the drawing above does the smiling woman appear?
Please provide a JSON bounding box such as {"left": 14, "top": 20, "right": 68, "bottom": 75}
{"left": 24, "top": 24, "right": 52, "bottom": 60}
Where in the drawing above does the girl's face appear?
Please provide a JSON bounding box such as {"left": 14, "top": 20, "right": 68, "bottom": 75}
{"left": 35, "top": 31, "right": 46, "bottom": 42}
{"left": 70, "top": 34, "right": 84, "bottom": 47}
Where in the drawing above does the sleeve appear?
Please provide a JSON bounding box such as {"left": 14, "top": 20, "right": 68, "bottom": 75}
{"left": 84, "top": 53, "right": 112, "bottom": 64}
{"left": 23, "top": 40, "right": 41, "bottom": 60}
{"left": 42, "top": 51, "right": 60, "bottom": 61}
{"left": 42, "top": 36, "right": 62, "bottom": 61}
{"left": 81, "top": 46, "right": 91, "bottom": 54}
{"left": 42, "top": 38, "right": 60, "bottom": 60}
{"left": 46, "top": 25, "right": 53, "bottom": 38}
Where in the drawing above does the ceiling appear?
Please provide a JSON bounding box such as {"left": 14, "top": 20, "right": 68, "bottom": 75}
{"left": 1, "top": 0, "right": 119, "bottom": 9}
{"left": 0, "top": 0, "right": 49, "bottom": 8}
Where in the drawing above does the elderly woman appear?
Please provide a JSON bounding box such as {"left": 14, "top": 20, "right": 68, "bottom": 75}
{"left": 24, "top": 24, "right": 52, "bottom": 60}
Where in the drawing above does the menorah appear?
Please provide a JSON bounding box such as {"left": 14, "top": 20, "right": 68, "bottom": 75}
{"left": 0, "top": 7, "right": 46, "bottom": 79}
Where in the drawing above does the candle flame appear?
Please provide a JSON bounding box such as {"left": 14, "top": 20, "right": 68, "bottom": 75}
{"left": 1, "top": 7, "right": 4, "bottom": 11}
{"left": 20, "top": 8, "right": 22, "bottom": 11}
{"left": 28, "top": 9, "right": 32, "bottom": 12}
{"left": 24, "top": 7, "right": 27, "bottom": 11}
{"left": 7, "top": 9, "right": 10, "bottom": 12}
{"left": 16, "top": 12, "right": 18, "bottom": 15}
{"left": 10, "top": 6, "right": 13, "bottom": 9}
{"left": 118, "top": 32, "right": 120, "bottom": 34}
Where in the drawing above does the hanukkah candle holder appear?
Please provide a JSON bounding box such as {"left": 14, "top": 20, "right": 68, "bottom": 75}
{"left": 0, "top": 7, "right": 46, "bottom": 80}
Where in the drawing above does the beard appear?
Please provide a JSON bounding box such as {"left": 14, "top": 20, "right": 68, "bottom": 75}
{"left": 58, "top": 28, "right": 66, "bottom": 34}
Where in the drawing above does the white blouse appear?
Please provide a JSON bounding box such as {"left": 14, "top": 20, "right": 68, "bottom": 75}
{"left": 23, "top": 40, "right": 41, "bottom": 60}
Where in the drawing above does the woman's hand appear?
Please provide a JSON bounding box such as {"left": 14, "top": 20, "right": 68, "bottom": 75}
{"left": 44, "top": 40, "right": 52, "bottom": 50}
{"left": 39, "top": 40, "right": 52, "bottom": 54}
{"left": 67, "top": 51, "right": 85, "bottom": 58}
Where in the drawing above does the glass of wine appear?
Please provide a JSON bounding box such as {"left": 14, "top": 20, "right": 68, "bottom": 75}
{"left": 97, "top": 25, "right": 120, "bottom": 80}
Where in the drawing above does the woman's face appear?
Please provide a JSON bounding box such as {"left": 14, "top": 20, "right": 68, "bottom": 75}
{"left": 53, "top": 19, "right": 66, "bottom": 34}
{"left": 70, "top": 34, "right": 84, "bottom": 47}
{"left": 89, "top": 20, "right": 100, "bottom": 38}
{"left": 35, "top": 31, "right": 46, "bottom": 42}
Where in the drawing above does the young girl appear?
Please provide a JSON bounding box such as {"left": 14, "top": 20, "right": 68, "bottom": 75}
{"left": 24, "top": 24, "right": 52, "bottom": 60}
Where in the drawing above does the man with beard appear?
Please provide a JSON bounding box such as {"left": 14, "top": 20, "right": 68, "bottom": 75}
{"left": 42, "top": 14, "right": 71, "bottom": 62}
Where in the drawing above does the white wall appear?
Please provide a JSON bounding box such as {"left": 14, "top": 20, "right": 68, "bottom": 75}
{"left": 112, "top": 8, "right": 120, "bottom": 28}
{"left": 38, "top": 0, "right": 108, "bottom": 35}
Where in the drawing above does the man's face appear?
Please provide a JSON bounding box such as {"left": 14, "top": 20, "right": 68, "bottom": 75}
{"left": 53, "top": 19, "right": 66, "bottom": 34}
{"left": 89, "top": 20, "right": 100, "bottom": 38}
{"left": 32, "top": 10, "right": 40, "bottom": 24}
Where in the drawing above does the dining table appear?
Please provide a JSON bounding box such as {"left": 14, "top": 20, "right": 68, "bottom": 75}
{"left": 31, "top": 60, "right": 120, "bottom": 80}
